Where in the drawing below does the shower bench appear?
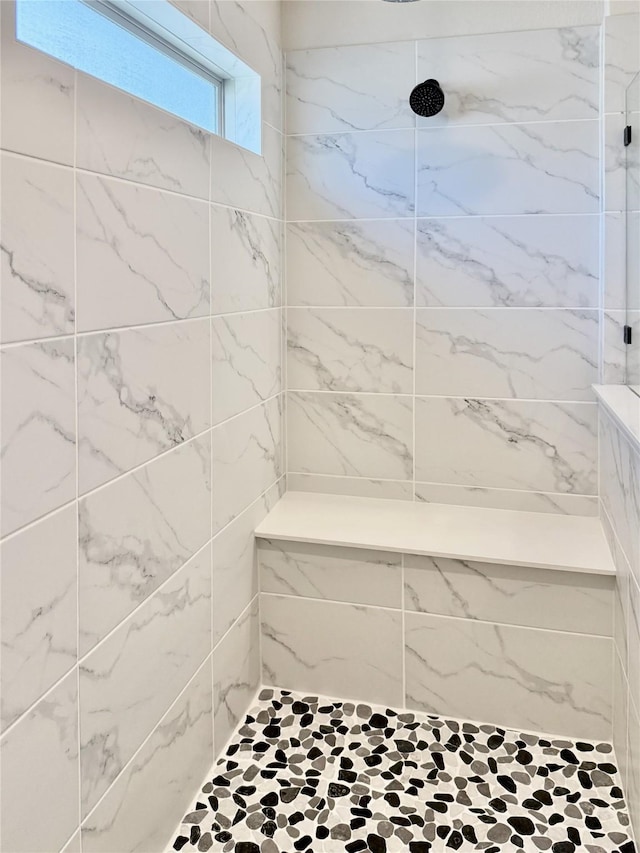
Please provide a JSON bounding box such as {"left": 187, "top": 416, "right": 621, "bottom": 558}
{"left": 255, "top": 491, "right": 615, "bottom": 575}
{"left": 254, "top": 491, "right": 617, "bottom": 743}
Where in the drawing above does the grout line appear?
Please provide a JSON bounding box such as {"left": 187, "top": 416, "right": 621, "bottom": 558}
{"left": 259, "top": 590, "right": 615, "bottom": 639}
{"left": 286, "top": 116, "right": 601, "bottom": 138}
{"left": 286, "top": 389, "right": 600, "bottom": 404}
{"left": 73, "top": 64, "right": 84, "bottom": 853}
{"left": 0, "top": 149, "right": 283, "bottom": 223}
{"left": 0, "top": 304, "right": 604, "bottom": 352}
{"left": 401, "top": 553, "right": 407, "bottom": 706}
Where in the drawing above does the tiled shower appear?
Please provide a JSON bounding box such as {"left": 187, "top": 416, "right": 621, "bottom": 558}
{"left": 0, "top": 1, "right": 639, "bottom": 852}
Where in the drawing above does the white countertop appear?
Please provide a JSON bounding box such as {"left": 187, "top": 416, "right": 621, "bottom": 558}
{"left": 255, "top": 492, "right": 616, "bottom": 576}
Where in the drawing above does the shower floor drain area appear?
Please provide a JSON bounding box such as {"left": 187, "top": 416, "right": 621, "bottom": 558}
{"left": 169, "top": 689, "right": 634, "bottom": 853}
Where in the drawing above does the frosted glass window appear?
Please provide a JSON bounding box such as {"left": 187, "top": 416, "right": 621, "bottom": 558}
{"left": 17, "top": 0, "right": 262, "bottom": 151}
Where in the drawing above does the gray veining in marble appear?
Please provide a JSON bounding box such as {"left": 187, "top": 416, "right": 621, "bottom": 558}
{"left": 261, "top": 593, "right": 403, "bottom": 708}
{"left": 287, "top": 391, "right": 413, "bottom": 480}
{"left": 415, "top": 396, "right": 597, "bottom": 495}
{"left": 1, "top": 339, "right": 76, "bottom": 536}
{"left": 79, "top": 546, "right": 211, "bottom": 815}
{"left": 78, "top": 320, "right": 211, "bottom": 493}
{"left": 1, "top": 153, "right": 75, "bottom": 343}
{"left": 417, "top": 120, "right": 599, "bottom": 216}
{"left": 79, "top": 435, "right": 211, "bottom": 654}
{"left": 1, "top": 506, "right": 77, "bottom": 732}
{"left": 76, "top": 173, "right": 209, "bottom": 331}
{"left": 417, "top": 26, "right": 599, "bottom": 127}
{"left": 416, "top": 214, "right": 599, "bottom": 308}
{"left": 288, "top": 307, "right": 413, "bottom": 393}
{"left": 287, "top": 219, "right": 414, "bottom": 307}
{"left": 415, "top": 308, "right": 598, "bottom": 401}
{"left": 405, "top": 611, "right": 612, "bottom": 740}
{"left": 287, "top": 129, "right": 415, "bottom": 220}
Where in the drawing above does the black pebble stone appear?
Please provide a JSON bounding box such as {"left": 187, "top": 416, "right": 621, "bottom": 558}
{"left": 293, "top": 836, "right": 312, "bottom": 850}
{"left": 497, "top": 775, "right": 517, "bottom": 793}
{"left": 260, "top": 792, "right": 278, "bottom": 807}
{"left": 409, "top": 844, "right": 432, "bottom": 852}
{"left": 328, "top": 783, "right": 349, "bottom": 797}
{"left": 446, "top": 830, "right": 463, "bottom": 849}
{"left": 234, "top": 844, "right": 260, "bottom": 853}
{"left": 551, "top": 844, "right": 575, "bottom": 853}
{"left": 507, "top": 817, "right": 535, "bottom": 836}
{"left": 369, "top": 714, "right": 388, "bottom": 728}
{"left": 215, "top": 832, "right": 232, "bottom": 843}
{"left": 367, "top": 834, "right": 387, "bottom": 853}
{"left": 316, "top": 826, "right": 330, "bottom": 840}
{"left": 345, "top": 841, "right": 368, "bottom": 852}
{"left": 173, "top": 837, "right": 188, "bottom": 851}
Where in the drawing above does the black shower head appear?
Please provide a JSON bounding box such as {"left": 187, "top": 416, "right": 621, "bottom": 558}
{"left": 410, "top": 79, "right": 445, "bottom": 117}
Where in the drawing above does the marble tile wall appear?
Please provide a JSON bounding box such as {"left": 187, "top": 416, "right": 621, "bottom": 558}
{"left": 0, "top": 1, "right": 284, "bottom": 851}
{"left": 284, "top": 24, "right": 602, "bottom": 516}
{"left": 258, "top": 540, "right": 615, "bottom": 741}
{"left": 599, "top": 12, "right": 640, "bottom": 840}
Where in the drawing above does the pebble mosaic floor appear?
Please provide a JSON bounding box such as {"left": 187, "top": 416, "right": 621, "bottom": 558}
{"left": 170, "top": 689, "right": 635, "bottom": 853}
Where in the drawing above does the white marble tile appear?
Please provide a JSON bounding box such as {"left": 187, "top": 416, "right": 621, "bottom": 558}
{"left": 405, "top": 612, "right": 612, "bottom": 739}
{"left": 76, "top": 74, "right": 210, "bottom": 198}
{"left": 604, "top": 13, "right": 640, "bottom": 113}
{"left": 417, "top": 26, "right": 599, "bottom": 128}
{"left": 414, "top": 482, "right": 598, "bottom": 516}
{"left": 82, "top": 660, "right": 213, "bottom": 853}
{"left": 287, "top": 391, "right": 413, "bottom": 480}
{"left": 600, "top": 409, "right": 640, "bottom": 580}
{"left": 415, "top": 397, "right": 598, "bottom": 495}
{"left": 0, "top": 2, "right": 74, "bottom": 165}
{"left": 212, "top": 396, "right": 282, "bottom": 532}
{"left": 210, "top": 0, "right": 282, "bottom": 130}
{"left": 0, "top": 671, "right": 79, "bottom": 853}
{"left": 78, "top": 319, "right": 211, "bottom": 493}
{"left": 604, "top": 211, "right": 627, "bottom": 310}
{"left": 213, "top": 598, "right": 260, "bottom": 756}
{"left": 261, "top": 594, "right": 403, "bottom": 708}
{"left": 1, "top": 506, "right": 77, "bottom": 733}
{"left": 629, "top": 576, "right": 640, "bottom": 724}
{"left": 1, "top": 153, "right": 75, "bottom": 343}
{"left": 76, "top": 174, "right": 209, "bottom": 331}
{"left": 210, "top": 205, "right": 281, "bottom": 314}
{"left": 416, "top": 308, "right": 598, "bottom": 401}
{"left": 79, "top": 545, "right": 211, "bottom": 815}
{"left": 286, "top": 473, "right": 414, "bottom": 502}
{"left": 288, "top": 307, "right": 413, "bottom": 393}
{"left": 417, "top": 120, "right": 599, "bottom": 216}
{"left": 212, "top": 484, "right": 280, "bottom": 646}
{"left": 79, "top": 435, "right": 211, "bottom": 654}
{"left": 286, "top": 41, "right": 415, "bottom": 133}
{"left": 287, "top": 129, "right": 415, "bottom": 220}
{"left": 212, "top": 309, "right": 281, "bottom": 424}
{"left": 416, "top": 214, "right": 599, "bottom": 309}
{"left": 603, "top": 309, "right": 627, "bottom": 385}
{"left": 613, "top": 650, "right": 630, "bottom": 792}
{"left": 287, "top": 219, "right": 414, "bottom": 307}
{"left": 404, "top": 554, "right": 613, "bottom": 636}
{"left": 259, "top": 540, "right": 402, "bottom": 608}
{"left": 1, "top": 339, "right": 75, "bottom": 536}
{"left": 210, "top": 123, "right": 282, "bottom": 218}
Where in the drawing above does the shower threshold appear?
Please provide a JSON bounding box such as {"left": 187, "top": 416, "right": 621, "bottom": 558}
{"left": 168, "top": 689, "right": 634, "bottom": 853}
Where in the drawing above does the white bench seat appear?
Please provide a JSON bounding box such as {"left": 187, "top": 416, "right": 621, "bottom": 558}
{"left": 255, "top": 491, "right": 616, "bottom": 576}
